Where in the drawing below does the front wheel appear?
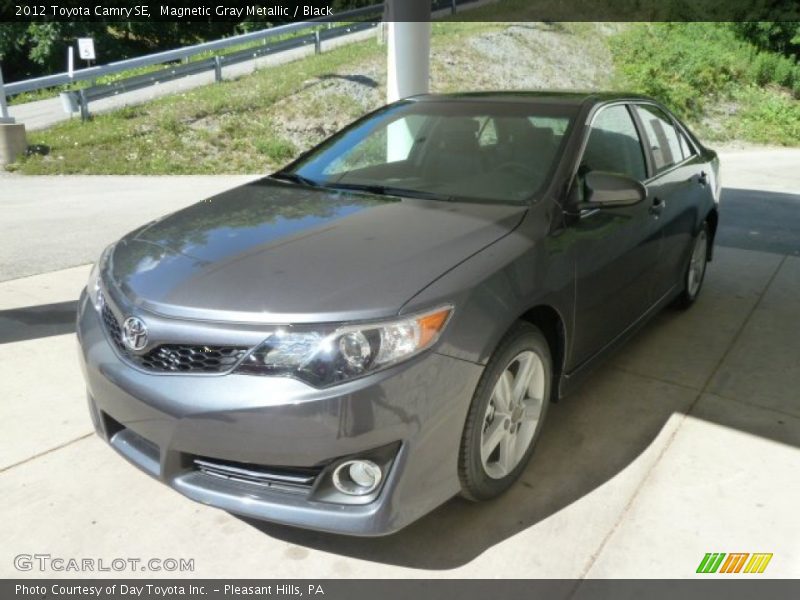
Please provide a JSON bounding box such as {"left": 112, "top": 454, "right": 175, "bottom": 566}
{"left": 458, "top": 322, "right": 551, "bottom": 501}
{"left": 673, "top": 222, "right": 710, "bottom": 310}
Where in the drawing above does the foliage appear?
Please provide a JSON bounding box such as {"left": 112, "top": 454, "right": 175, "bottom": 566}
{"left": 728, "top": 86, "right": 800, "bottom": 146}
{"left": 0, "top": 1, "right": 375, "bottom": 83}
{"left": 610, "top": 22, "right": 800, "bottom": 144}
{"left": 611, "top": 23, "right": 800, "bottom": 115}
{"left": 9, "top": 19, "right": 800, "bottom": 176}
{"left": 731, "top": 21, "right": 800, "bottom": 58}
{"left": 9, "top": 35, "right": 380, "bottom": 175}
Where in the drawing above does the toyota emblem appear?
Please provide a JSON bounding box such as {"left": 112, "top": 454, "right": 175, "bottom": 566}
{"left": 122, "top": 316, "right": 148, "bottom": 351}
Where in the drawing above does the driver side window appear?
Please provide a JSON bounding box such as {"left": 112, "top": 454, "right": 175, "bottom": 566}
{"left": 582, "top": 105, "right": 647, "bottom": 182}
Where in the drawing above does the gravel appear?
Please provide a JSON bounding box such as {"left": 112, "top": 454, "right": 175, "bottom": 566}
{"left": 269, "top": 23, "right": 620, "bottom": 151}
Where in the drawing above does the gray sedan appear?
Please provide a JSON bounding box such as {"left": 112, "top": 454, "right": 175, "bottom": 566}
{"left": 77, "top": 92, "right": 720, "bottom": 535}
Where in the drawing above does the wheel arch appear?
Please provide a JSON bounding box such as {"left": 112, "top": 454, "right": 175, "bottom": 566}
{"left": 517, "top": 303, "right": 568, "bottom": 402}
{"left": 705, "top": 206, "right": 719, "bottom": 261}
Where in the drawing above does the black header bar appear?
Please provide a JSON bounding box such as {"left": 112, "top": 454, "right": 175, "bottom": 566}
{"left": 1, "top": 0, "right": 798, "bottom": 23}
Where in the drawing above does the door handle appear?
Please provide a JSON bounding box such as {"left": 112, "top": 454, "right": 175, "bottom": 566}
{"left": 650, "top": 197, "right": 666, "bottom": 216}
{"left": 697, "top": 171, "right": 708, "bottom": 186}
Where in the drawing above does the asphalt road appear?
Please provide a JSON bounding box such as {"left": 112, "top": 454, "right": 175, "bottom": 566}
{"left": 1, "top": 148, "right": 798, "bottom": 283}
{"left": 6, "top": 28, "right": 377, "bottom": 131}
{"left": 718, "top": 188, "right": 800, "bottom": 256}
{"left": 0, "top": 174, "right": 258, "bottom": 282}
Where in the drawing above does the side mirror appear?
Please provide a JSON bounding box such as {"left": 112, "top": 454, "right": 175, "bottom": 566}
{"left": 581, "top": 171, "right": 646, "bottom": 209}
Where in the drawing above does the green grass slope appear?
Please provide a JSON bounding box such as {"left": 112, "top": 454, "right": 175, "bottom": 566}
{"left": 9, "top": 20, "right": 799, "bottom": 175}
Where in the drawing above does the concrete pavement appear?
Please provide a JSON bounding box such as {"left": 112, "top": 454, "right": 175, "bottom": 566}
{"left": 1, "top": 148, "right": 799, "bottom": 578}
{"left": 1, "top": 247, "right": 797, "bottom": 578}
{"left": 0, "top": 175, "right": 258, "bottom": 282}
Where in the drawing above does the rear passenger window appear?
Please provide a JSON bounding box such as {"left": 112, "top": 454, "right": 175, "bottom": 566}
{"left": 635, "top": 105, "right": 684, "bottom": 172}
{"left": 581, "top": 105, "right": 647, "bottom": 182}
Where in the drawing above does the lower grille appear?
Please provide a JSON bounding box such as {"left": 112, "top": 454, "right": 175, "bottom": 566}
{"left": 194, "top": 457, "right": 322, "bottom": 495}
{"left": 101, "top": 304, "right": 249, "bottom": 374}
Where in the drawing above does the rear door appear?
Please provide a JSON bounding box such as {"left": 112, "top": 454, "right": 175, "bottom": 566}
{"left": 569, "top": 103, "right": 661, "bottom": 366}
{"left": 632, "top": 103, "right": 708, "bottom": 299}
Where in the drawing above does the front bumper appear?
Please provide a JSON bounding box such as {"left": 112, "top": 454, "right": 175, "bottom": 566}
{"left": 76, "top": 291, "right": 483, "bottom": 536}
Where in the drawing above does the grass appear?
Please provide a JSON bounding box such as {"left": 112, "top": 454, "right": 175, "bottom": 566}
{"left": 610, "top": 23, "right": 800, "bottom": 145}
{"left": 10, "top": 19, "right": 800, "bottom": 175}
{"left": 10, "top": 21, "right": 510, "bottom": 175}
{"left": 11, "top": 37, "right": 382, "bottom": 175}
{"left": 6, "top": 23, "right": 332, "bottom": 105}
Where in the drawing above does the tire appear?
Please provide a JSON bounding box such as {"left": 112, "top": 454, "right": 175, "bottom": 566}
{"left": 458, "top": 322, "right": 552, "bottom": 502}
{"left": 673, "top": 221, "right": 710, "bottom": 310}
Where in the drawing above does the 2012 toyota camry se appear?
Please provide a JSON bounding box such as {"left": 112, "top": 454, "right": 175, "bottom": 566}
{"left": 77, "top": 92, "right": 720, "bottom": 536}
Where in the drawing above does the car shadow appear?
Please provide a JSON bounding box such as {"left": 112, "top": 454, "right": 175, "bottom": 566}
{"left": 238, "top": 359, "right": 691, "bottom": 569}
{"left": 238, "top": 202, "right": 800, "bottom": 568}
{"left": 317, "top": 73, "right": 379, "bottom": 89}
{"left": 0, "top": 300, "right": 78, "bottom": 344}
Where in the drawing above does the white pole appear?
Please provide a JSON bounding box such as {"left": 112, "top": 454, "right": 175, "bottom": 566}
{"left": 68, "top": 46, "right": 74, "bottom": 79}
{"left": 386, "top": 21, "right": 431, "bottom": 103}
{"left": 385, "top": 1, "right": 431, "bottom": 161}
{"left": 385, "top": 0, "right": 431, "bottom": 102}
{"left": 0, "top": 64, "right": 12, "bottom": 122}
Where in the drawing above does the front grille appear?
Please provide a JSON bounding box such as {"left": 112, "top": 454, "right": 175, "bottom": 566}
{"left": 101, "top": 304, "right": 249, "bottom": 374}
{"left": 102, "top": 303, "right": 125, "bottom": 352}
{"left": 194, "top": 457, "right": 322, "bottom": 495}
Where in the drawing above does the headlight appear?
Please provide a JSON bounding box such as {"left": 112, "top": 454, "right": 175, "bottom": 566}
{"left": 87, "top": 245, "right": 113, "bottom": 312}
{"left": 235, "top": 305, "right": 453, "bottom": 387}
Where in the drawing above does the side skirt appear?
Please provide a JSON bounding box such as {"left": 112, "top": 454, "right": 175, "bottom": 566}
{"left": 558, "top": 284, "right": 678, "bottom": 398}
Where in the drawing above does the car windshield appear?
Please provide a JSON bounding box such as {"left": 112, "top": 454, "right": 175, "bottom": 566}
{"left": 280, "top": 100, "right": 577, "bottom": 204}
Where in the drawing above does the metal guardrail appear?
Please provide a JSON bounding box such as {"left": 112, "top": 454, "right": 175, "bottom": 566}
{"left": 0, "top": 0, "right": 481, "bottom": 122}
{"left": 68, "top": 22, "right": 379, "bottom": 120}
{"left": 1, "top": 4, "right": 385, "bottom": 98}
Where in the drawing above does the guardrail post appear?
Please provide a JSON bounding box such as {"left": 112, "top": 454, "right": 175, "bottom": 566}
{"left": 314, "top": 30, "right": 322, "bottom": 54}
{"left": 78, "top": 88, "right": 89, "bottom": 121}
{"left": 214, "top": 56, "right": 222, "bottom": 82}
{"left": 0, "top": 65, "right": 13, "bottom": 123}
{"left": 451, "top": 0, "right": 457, "bottom": 14}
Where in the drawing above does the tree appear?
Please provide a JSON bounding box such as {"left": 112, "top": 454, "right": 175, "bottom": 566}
{"left": 731, "top": 22, "right": 800, "bottom": 58}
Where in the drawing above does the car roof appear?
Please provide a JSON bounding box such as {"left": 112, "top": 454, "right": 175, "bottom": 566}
{"left": 410, "top": 91, "right": 654, "bottom": 107}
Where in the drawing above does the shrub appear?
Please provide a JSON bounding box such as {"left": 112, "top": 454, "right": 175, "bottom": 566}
{"left": 610, "top": 23, "right": 800, "bottom": 145}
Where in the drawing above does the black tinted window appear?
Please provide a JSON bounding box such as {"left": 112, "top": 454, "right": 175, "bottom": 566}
{"left": 635, "top": 105, "right": 684, "bottom": 172}
{"left": 289, "top": 101, "right": 576, "bottom": 204}
{"left": 582, "top": 105, "right": 646, "bottom": 181}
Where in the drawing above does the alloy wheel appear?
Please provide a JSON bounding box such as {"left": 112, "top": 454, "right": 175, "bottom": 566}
{"left": 480, "top": 350, "right": 546, "bottom": 479}
{"left": 687, "top": 229, "right": 708, "bottom": 298}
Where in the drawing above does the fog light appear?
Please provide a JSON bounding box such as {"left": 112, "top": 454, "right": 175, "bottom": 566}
{"left": 332, "top": 459, "right": 382, "bottom": 496}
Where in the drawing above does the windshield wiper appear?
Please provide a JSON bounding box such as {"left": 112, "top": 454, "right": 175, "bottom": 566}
{"left": 325, "top": 182, "right": 455, "bottom": 202}
{"left": 270, "top": 172, "right": 321, "bottom": 187}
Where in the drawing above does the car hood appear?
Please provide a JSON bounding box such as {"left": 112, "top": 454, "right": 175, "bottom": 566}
{"left": 107, "top": 178, "right": 526, "bottom": 323}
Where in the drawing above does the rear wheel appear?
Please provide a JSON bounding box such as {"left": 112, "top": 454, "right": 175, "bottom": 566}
{"left": 459, "top": 322, "right": 551, "bottom": 501}
{"left": 673, "top": 222, "right": 709, "bottom": 310}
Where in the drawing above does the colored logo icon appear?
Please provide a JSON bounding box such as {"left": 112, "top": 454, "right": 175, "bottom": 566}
{"left": 696, "top": 552, "right": 773, "bottom": 574}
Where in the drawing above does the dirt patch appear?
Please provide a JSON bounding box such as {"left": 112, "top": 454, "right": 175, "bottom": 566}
{"left": 265, "top": 23, "right": 620, "bottom": 153}
{"left": 432, "top": 23, "right": 620, "bottom": 93}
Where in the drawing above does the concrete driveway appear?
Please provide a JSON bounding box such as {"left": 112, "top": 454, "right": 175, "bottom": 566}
{"left": 1, "top": 148, "right": 798, "bottom": 578}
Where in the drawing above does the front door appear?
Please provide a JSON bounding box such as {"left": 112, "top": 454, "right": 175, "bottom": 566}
{"left": 568, "top": 103, "right": 662, "bottom": 367}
